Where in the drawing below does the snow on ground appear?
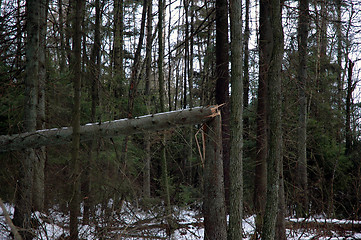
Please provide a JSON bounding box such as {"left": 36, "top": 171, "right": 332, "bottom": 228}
{"left": 1, "top": 201, "right": 360, "bottom": 239}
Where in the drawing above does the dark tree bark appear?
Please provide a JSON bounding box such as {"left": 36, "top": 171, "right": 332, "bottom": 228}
{"left": 113, "top": 0, "right": 124, "bottom": 98}
{"left": 215, "top": 0, "right": 230, "bottom": 207}
{"left": 128, "top": 0, "right": 147, "bottom": 119}
{"left": 158, "top": 0, "right": 171, "bottom": 232}
{"left": 143, "top": 0, "right": 153, "bottom": 198}
{"left": 345, "top": 59, "right": 354, "bottom": 155}
{"left": 33, "top": 0, "right": 49, "bottom": 212}
{"left": 228, "top": 0, "right": 243, "bottom": 238}
{"left": 243, "top": 0, "right": 250, "bottom": 142}
{"left": 183, "top": 0, "right": 188, "bottom": 109}
{"left": 167, "top": 0, "right": 172, "bottom": 111}
{"left": 254, "top": 0, "right": 272, "bottom": 235}
{"left": 261, "top": 0, "right": 284, "bottom": 238}
{"left": 275, "top": 146, "right": 286, "bottom": 240}
{"left": 296, "top": 0, "right": 309, "bottom": 217}
{"left": 58, "top": 0, "right": 66, "bottom": 71}
{"left": 69, "top": 0, "right": 84, "bottom": 238}
{"left": 83, "top": 0, "right": 101, "bottom": 224}
{"left": 13, "top": 0, "right": 39, "bottom": 238}
{"left": 203, "top": 113, "right": 227, "bottom": 240}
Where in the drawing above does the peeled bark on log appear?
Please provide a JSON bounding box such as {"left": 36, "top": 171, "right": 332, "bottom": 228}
{"left": 0, "top": 106, "right": 219, "bottom": 152}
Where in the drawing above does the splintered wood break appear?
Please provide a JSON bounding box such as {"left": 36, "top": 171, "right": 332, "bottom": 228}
{"left": 205, "top": 104, "right": 222, "bottom": 118}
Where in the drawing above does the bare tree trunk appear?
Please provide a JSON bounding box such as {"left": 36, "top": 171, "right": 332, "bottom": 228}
{"left": 345, "top": 59, "right": 354, "bottom": 155}
{"left": 113, "top": 0, "right": 124, "bottom": 99}
{"left": 33, "top": 0, "right": 48, "bottom": 212}
{"left": 58, "top": 0, "right": 66, "bottom": 71}
{"left": 243, "top": 0, "right": 250, "bottom": 142}
{"left": 167, "top": 0, "right": 172, "bottom": 111}
{"left": 83, "top": 0, "right": 101, "bottom": 225}
{"left": 254, "top": 0, "right": 272, "bottom": 235}
{"left": 296, "top": 0, "right": 309, "bottom": 218}
{"left": 69, "top": 0, "right": 84, "bottom": 238}
{"left": 143, "top": 0, "right": 153, "bottom": 199}
{"left": 128, "top": 0, "right": 147, "bottom": 119}
{"left": 158, "top": 0, "right": 172, "bottom": 234}
{"left": 13, "top": 0, "right": 39, "bottom": 238}
{"left": 121, "top": 0, "right": 148, "bottom": 168}
{"left": 15, "top": 0, "right": 22, "bottom": 70}
{"left": 203, "top": 113, "right": 227, "bottom": 240}
{"left": 0, "top": 106, "right": 220, "bottom": 152}
{"left": 261, "top": 0, "right": 284, "bottom": 238}
{"left": 275, "top": 146, "right": 286, "bottom": 240}
{"left": 228, "top": 0, "right": 243, "bottom": 238}
{"left": 215, "top": 0, "right": 230, "bottom": 207}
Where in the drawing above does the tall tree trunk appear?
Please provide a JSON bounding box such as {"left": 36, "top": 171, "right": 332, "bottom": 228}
{"left": 113, "top": 0, "right": 124, "bottom": 99}
{"left": 254, "top": 0, "right": 272, "bottom": 235}
{"left": 261, "top": 0, "right": 284, "bottom": 238}
{"left": 187, "top": 0, "right": 194, "bottom": 184}
{"left": 143, "top": 0, "right": 153, "bottom": 199}
{"left": 215, "top": 0, "right": 230, "bottom": 207}
{"left": 69, "top": 0, "right": 84, "bottom": 238}
{"left": 296, "top": 0, "right": 309, "bottom": 217}
{"left": 13, "top": 0, "right": 39, "bottom": 238}
{"left": 275, "top": 144, "right": 286, "bottom": 240}
{"left": 15, "top": 0, "right": 22, "bottom": 70}
{"left": 228, "top": 0, "right": 243, "bottom": 238}
{"left": 122, "top": 0, "right": 147, "bottom": 167}
{"left": 203, "top": 113, "right": 227, "bottom": 240}
{"left": 33, "top": 0, "right": 48, "bottom": 212}
{"left": 58, "top": 0, "right": 66, "bottom": 71}
{"left": 345, "top": 59, "right": 354, "bottom": 155}
{"left": 167, "top": 0, "right": 172, "bottom": 111}
{"left": 128, "top": 0, "right": 147, "bottom": 119}
{"left": 83, "top": 0, "right": 101, "bottom": 224}
{"left": 336, "top": 0, "right": 343, "bottom": 121}
{"left": 243, "top": 0, "right": 250, "bottom": 142}
{"left": 158, "top": 0, "right": 171, "bottom": 233}
{"left": 183, "top": 0, "right": 189, "bottom": 109}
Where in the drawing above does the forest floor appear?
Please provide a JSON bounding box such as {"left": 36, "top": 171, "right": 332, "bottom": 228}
{"left": 1, "top": 201, "right": 361, "bottom": 239}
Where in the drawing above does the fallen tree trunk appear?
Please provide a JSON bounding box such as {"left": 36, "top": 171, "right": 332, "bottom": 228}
{"left": 0, "top": 106, "right": 219, "bottom": 152}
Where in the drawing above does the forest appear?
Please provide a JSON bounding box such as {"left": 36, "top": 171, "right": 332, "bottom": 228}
{"left": 0, "top": 0, "right": 361, "bottom": 239}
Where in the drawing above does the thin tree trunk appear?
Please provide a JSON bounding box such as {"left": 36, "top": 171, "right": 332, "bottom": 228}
{"left": 158, "top": 0, "right": 172, "bottom": 234}
{"left": 243, "top": 0, "right": 250, "bottom": 142}
{"left": 336, "top": 0, "right": 343, "bottom": 121}
{"left": 143, "top": 0, "right": 153, "bottom": 199}
{"left": 83, "top": 0, "right": 101, "bottom": 225}
{"left": 113, "top": 0, "right": 124, "bottom": 99}
{"left": 261, "top": 0, "right": 284, "bottom": 238}
{"left": 296, "top": 0, "right": 309, "bottom": 217}
{"left": 15, "top": 0, "right": 22, "bottom": 70}
{"left": 345, "top": 59, "right": 354, "bottom": 155}
{"left": 167, "top": 0, "right": 172, "bottom": 111}
{"left": 275, "top": 144, "right": 286, "bottom": 240}
{"left": 58, "top": 0, "right": 66, "bottom": 71}
{"left": 13, "top": 0, "right": 39, "bottom": 238}
{"left": 203, "top": 113, "right": 227, "bottom": 240}
{"left": 254, "top": 0, "right": 272, "bottom": 234}
{"left": 183, "top": 0, "right": 189, "bottom": 109}
{"left": 33, "top": 0, "right": 48, "bottom": 212}
{"left": 69, "top": 0, "right": 84, "bottom": 238}
{"left": 215, "top": 0, "right": 230, "bottom": 207}
{"left": 187, "top": 0, "right": 194, "bottom": 184}
{"left": 128, "top": 0, "right": 147, "bottom": 119}
{"left": 228, "top": 0, "right": 243, "bottom": 238}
